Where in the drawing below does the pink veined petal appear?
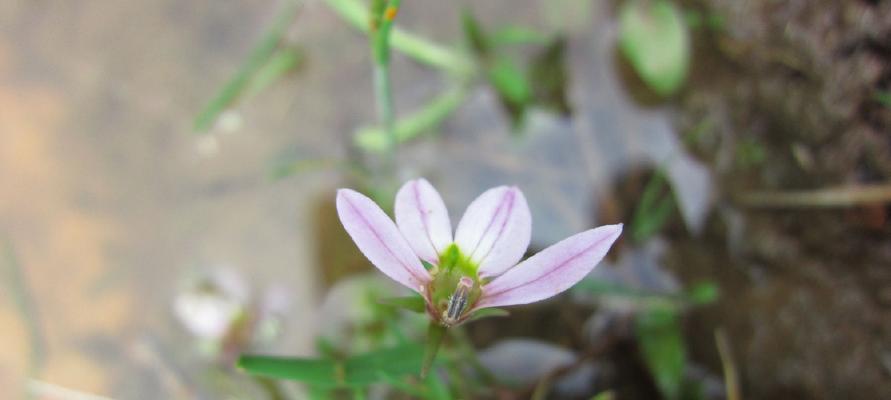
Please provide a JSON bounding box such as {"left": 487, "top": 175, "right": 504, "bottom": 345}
{"left": 336, "top": 189, "right": 431, "bottom": 292}
{"left": 394, "top": 178, "right": 453, "bottom": 264}
{"left": 475, "top": 224, "right": 623, "bottom": 309}
{"left": 454, "top": 186, "right": 531, "bottom": 279}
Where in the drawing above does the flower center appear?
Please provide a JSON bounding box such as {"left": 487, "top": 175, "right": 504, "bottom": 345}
{"left": 427, "top": 244, "right": 482, "bottom": 326}
{"left": 442, "top": 276, "right": 473, "bottom": 326}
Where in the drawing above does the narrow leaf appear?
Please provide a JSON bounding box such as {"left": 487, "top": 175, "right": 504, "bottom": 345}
{"left": 467, "top": 307, "right": 509, "bottom": 322}
{"left": 421, "top": 323, "right": 447, "bottom": 378}
{"left": 619, "top": 0, "right": 690, "bottom": 96}
{"left": 194, "top": 0, "right": 299, "bottom": 132}
{"left": 244, "top": 47, "right": 304, "bottom": 98}
{"left": 238, "top": 344, "right": 424, "bottom": 387}
{"left": 636, "top": 308, "right": 685, "bottom": 400}
{"left": 355, "top": 86, "right": 466, "bottom": 152}
{"left": 378, "top": 295, "right": 426, "bottom": 313}
{"left": 323, "top": 0, "right": 472, "bottom": 74}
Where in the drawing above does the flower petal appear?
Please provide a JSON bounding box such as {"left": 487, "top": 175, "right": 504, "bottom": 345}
{"left": 394, "top": 178, "right": 453, "bottom": 264}
{"left": 454, "top": 186, "right": 531, "bottom": 278}
{"left": 475, "top": 224, "right": 622, "bottom": 308}
{"left": 336, "top": 189, "right": 430, "bottom": 292}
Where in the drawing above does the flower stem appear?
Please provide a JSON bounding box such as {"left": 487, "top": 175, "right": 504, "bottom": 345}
{"left": 370, "top": 0, "right": 401, "bottom": 169}
{"left": 373, "top": 62, "right": 396, "bottom": 157}
{"left": 421, "top": 322, "right": 446, "bottom": 378}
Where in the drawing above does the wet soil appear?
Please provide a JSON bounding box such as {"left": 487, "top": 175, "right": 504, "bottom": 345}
{"left": 671, "top": 0, "right": 891, "bottom": 398}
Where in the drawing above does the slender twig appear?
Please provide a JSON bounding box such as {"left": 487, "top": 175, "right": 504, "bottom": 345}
{"left": 370, "top": 0, "right": 402, "bottom": 162}
{"left": 2, "top": 239, "right": 46, "bottom": 379}
{"left": 739, "top": 183, "right": 891, "bottom": 208}
{"left": 194, "top": 0, "right": 301, "bottom": 132}
{"left": 715, "top": 329, "right": 741, "bottom": 400}
{"left": 323, "top": 0, "right": 472, "bottom": 74}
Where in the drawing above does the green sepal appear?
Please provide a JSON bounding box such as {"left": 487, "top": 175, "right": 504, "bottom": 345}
{"left": 466, "top": 307, "right": 509, "bottom": 322}
{"left": 378, "top": 295, "right": 426, "bottom": 313}
{"left": 421, "top": 322, "right": 447, "bottom": 378}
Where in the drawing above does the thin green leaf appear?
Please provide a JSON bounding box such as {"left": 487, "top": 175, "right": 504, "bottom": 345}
{"left": 488, "top": 56, "right": 532, "bottom": 106}
{"left": 421, "top": 323, "right": 447, "bottom": 378}
{"left": 619, "top": 0, "right": 690, "bottom": 96}
{"left": 344, "top": 344, "right": 424, "bottom": 385}
{"left": 194, "top": 0, "right": 299, "bottom": 132}
{"left": 491, "top": 25, "right": 550, "bottom": 46}
{"left": 529, "top": 38, "right": 571, "bottom": 115}
{"left": 487, "top": 55, "right": 532, "bottom": 129}
{"left": 630, "top": 169, "right": 676, "bottom": 242}
{"left": 636, "top": 308, "right": 685, "bottom": 400}
{"left": 591, "top": 390, "right": 615, "bottom": 400}
{"left": 268, "top": 158, "right": 340, "bottom": 181}
{"left": 378, "top": 295, "right": 427, "bottom": 313}
{"left": 238, "top": 355, "right": 341, "bottom": 386}
{"left": 238, "top": 344, "right": 424, "bottom": 387}
{"left": 323, "top": 0, "right": 472, "bottom": 74}
{"left": 461, "top": 10, "right": 491, "bottom": 57}
{"left": 424, "top": 368, "right": 452, "bottom": 400}
{"left": 466, "top": 307, "right": 509, "bottom": 322}
{"left": 2, "top": 239, "right": 46, "bottom": 380}
{"left": 245, "top": 47, "right": 305, "bottom": 98}
{"left": 355, "top": 86, "right": 466, "bottom": 152}
{"left": 685, "top": 282, "right": 719, "bottom": 305}
{"left": 874, "top": 90, "right": 891, "bottom": 109}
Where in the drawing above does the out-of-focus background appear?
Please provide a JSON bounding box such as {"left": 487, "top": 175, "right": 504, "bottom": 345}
{"left": 1, "top": 0, "right": 890, "bottom": 399}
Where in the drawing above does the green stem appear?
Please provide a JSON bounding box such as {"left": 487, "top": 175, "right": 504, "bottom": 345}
{"left": 355, "top": 85, "right": 467, "bottom": 152}
{"left": 324, "top": 0, "right": 472, "bottom": 75}
{"left": 373, "top": 62, "right": 397, "bottom": 157}
{"left": 369, "top": 0, "right": 400, "bottom": 168}
{"left": 421, "top": 322, "right": 447, "bottom": 378}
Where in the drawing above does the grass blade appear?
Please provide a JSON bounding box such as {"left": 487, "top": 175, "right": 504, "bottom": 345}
{"left": 194, "top": 0, "right": 300, "bottom": 132}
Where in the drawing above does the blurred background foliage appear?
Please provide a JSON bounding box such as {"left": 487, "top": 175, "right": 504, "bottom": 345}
{"left": 2, "top": 0, "right": 890, "bottom": 399}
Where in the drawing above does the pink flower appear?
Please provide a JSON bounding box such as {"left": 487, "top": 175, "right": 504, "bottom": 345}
{"left": 336, "top": 179, "right": 622, "bottom": 327}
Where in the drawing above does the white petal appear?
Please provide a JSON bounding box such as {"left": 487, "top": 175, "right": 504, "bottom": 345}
{"left": 476, "top": 224, "right": 622, "bottom": 308}
{"left": 336, "top": 189, "right": 430, "bottom": 292}
{"left": 394, "top": 178, "right": 453, "bottom": 263}
{"left": 454, "top": 186, "right": 531, "bottom": 278}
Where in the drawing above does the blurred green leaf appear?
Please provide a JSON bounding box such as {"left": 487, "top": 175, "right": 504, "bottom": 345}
{"left": 194, "top": 0, "right": 299, "bottom": 132}
{"left": 2, "top": 239, "right": 46, "bottom": 378}
{"left": 467, "top": 307, "right": 509, "bottom": 322}
{"left": 636, "top": 308, "right": 685, "bottom": 400}
{"left": 591, "top": 391, "right": 616, "bottom": 400}
{"left": 238, "top": 344, "right": 423, "bottom": 387}
{"left": 245, "top": 47, "right": 304, "bottom": 98}
{"left": 631, "top": 169, "right": 676, "bottom": 243}
{"left": 424, "top": 369, "right": 452, "bottom": 400}
{"left": 487, "top": 56, "right": 532, "bottom": 108}
{"left": 461, "top": 10, "right": 492, "bottom": 57}
{"left": 422, "top": 323, "right": 447, "bottom": 378}
{"left": 355, "top": 86, "right": 466, "bottom": 152}
{"left": 268, "top": 158, "right": 342, "bottom": 181}
{"left": 378, "top": 295, "right": 426, "bottom": 313}
{"left": 686, "top": 282, "right": 719, "bottom": 305}
{"left": 324, "top": 0, "right": 472, "bottom": 74}
{"left": 462, "top": 10, "right": 531, "bottom": 129}
{"left": 619, "top": 0, "right": 690, "bottom": 96}
{"left": 491, "top": 25, "right": 550, "bottom": 46}
{"left": 529, "top": 38, "right": 571, "bottom": 115}
{"left": 874, "top": 90, "right": 891, "bottom": 109}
